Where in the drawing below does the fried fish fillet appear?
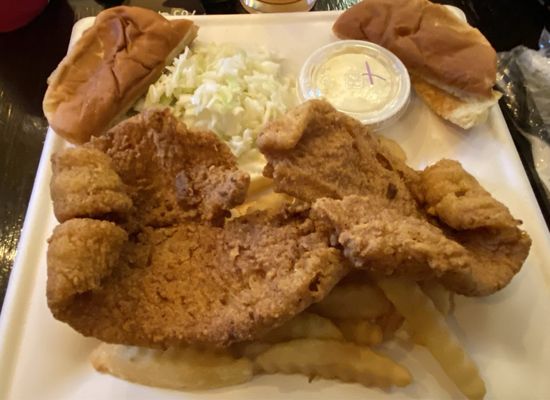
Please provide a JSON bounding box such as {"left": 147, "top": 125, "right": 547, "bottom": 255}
{"left": 258, "top": 99, "right": 420, "bottom": 208}
{"left": 47, "top": 109, "right": 348, "bottom": 348}
{"left": 258, "top": 100, "right": 531, "bottom": 296}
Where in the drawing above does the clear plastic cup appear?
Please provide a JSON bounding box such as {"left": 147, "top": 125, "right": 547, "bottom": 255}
{"left": 240, "top": 0, "right": 317, "bottom": 13}
{"left": 299, "top": 40, "right": 411, "bottom": 130}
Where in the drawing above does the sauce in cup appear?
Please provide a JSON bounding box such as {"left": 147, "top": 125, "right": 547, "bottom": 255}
{"left": 299, "top": 40, "right": 411, "bottom": 129}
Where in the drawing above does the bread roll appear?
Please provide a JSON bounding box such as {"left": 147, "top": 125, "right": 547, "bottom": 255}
{"left": 412, "top": 76, "right": 501, "bottom": 130}
{"left": 333, "top": 0, "right": 501, "bottom": 129}
{"left": 43, "top": 6, "right": 198, "bottom": 144}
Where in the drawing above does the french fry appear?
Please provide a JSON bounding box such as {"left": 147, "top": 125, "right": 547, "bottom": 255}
{"left": 402, "top": 321, "right": 426, "bottom": 346}
{"left": 232, "top": 191, "right": 291, "bottom": 217}
{"left": 420, "top": 280, "right": 453, "bottom": 315}
{"left": 377, "top": 135, "right": 407, "bottom": 162}
{"left": 376, "top": 311, "right": 404, "bottom": 340}
{"left": 230, "top": 341, "right": 272, "bottom": 360}
{"left": 261, "top": 312, "right": 343, "bottom": 343}
{"left": 309, "top": 283, "right": 393, "bottom": 319}
{"left": 334, "top": 319, "right": 383, "bottom": 346}
{"left": 255, "top": 339, "right": 411, "bottom": 388}
{"left": 377, "top": 278, "right": 486, "bottom": 400}
{"left": 91, "top": 343, "right": 253, "bottom": 390}
{"left": 232, "top": 313, "right": 343, "bottom": 360}
{"left": 248, "top": 175, "right": 273, "bottom": 195}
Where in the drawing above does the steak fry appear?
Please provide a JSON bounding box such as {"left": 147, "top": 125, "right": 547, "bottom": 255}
{"left": 259, "top": 100, "right": 531, "bottom": 296}
{"left": 47, "top": 109, "right": 348, "bottom": 348}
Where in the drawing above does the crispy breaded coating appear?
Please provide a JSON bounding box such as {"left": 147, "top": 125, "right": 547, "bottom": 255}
{"left": 90, "top": 108, "right": 249, "bottom": 227}
{"left": 47, "top": 219, "right": 127, "bottom": 308}
{"left": 257, "top": 99, "right": 420, "bottom": 210}
{"left": 50, "top": 147, "right": 132, "bottom": 222}
{"left": 419, "top": 159, "right": 523, "bottom": 230}
{"left": 419, "top": 159, "right": 531, "bottom": 294}
{"left": 49, "top": 211, "right": 346, "bottom": 347}
{"left": 312, "top": 194, "right": 530, "bottom": 296}
{"left": 259, "top": 100, "right": 531, "bottom": 296}
{"left": 312, "top": 196, "right": 464, "bottom": 277}
{"left": 47, "top": 109, "right": 348, "bottom": 348}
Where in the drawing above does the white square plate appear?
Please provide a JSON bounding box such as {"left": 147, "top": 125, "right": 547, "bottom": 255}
{"left": 1, "top": 11, "right": 550, "bottom": 400}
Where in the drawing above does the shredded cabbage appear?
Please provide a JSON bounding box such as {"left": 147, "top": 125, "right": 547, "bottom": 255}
{"left": 136, "top": 42, "right": 296, "bottom": 159}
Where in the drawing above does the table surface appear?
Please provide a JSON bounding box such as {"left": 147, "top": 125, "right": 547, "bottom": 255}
{"left": 0, "top": 0, "right": 548, "bottom": 312}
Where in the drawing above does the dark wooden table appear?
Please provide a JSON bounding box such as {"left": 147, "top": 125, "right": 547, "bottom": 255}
{"left": 0, "top": 0, "right": 548, "bottom": 311}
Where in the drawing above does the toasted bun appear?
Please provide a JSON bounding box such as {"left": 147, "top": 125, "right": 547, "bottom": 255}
{"left": 412, "top": 76, "right": 501, "bottom": 130}
{"left": 332, "top": 0, "right": 497, "bottom": 99}
{"left": 43, "top": 6, "right": 198, "bottom": 144}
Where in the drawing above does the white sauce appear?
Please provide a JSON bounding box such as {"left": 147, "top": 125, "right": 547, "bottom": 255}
{"left": 315, "top": 53, "right": 397, "bottom": 114}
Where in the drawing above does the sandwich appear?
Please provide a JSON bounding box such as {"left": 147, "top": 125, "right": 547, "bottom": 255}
{"left": 332, "top": 0, "right": 501, "bottom": 129}
{"left": 42, "top": 6, "right": 198, "bottom": 144}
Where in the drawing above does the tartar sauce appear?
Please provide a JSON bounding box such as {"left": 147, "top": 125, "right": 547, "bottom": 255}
{"left": 316, "top": 52, "right": 395, "bottom": 113}
{"left": 299, "top": 40, "right": 410, "bottom": 128}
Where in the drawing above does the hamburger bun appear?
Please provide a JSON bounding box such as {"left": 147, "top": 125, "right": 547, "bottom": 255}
{"left": 43, "top": 6, "right": 198, "bottom": 144}
{"left": 412, "top": 76, "right": 501, "bottom": 130}
{"left": 333, "top": 0, "right": 500, "bottom": 129}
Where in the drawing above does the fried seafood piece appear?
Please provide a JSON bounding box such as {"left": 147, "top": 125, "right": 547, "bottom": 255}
{"left": 50, "top": 147, "right": 132, "bottom": 222}
{"left": 418, "top": 160, "right": 531, "bottom": 294}
{"left": 259, "top": 100, "right": 531, "bottom": 296}
{"left": 419, "top": 159, "right": 523, "bottom": 230}
{"left": 48, "top": 210, "right": 346, "bottom": 347}
{"left": 47, "top": 218, "right": 128, "bottom": 307}
{"left": 312, "top": 195, "right": 468, "bottom": 279}
{"left": 312, "top": 193, "right": 530, "bottom": 296}
{"left": 257, "top": 99, "right": 420, "bottom": 211}
{"left": 89, "top": 108, "right": 250, "bottom": 226}
{"left": 47, "top": 109, "right": 348, "bottom": 348}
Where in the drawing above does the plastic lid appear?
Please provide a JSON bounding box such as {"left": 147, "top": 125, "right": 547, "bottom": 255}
{"left": 240, "top": 0, "right": 316, "bottom": 13}
{"left": 299, "top": 40, "right": 411, "bottom": 129}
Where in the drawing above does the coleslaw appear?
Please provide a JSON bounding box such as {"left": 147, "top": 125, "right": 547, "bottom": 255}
{"left": 135, "top": 42, "right": 296, "bottom": 161}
